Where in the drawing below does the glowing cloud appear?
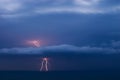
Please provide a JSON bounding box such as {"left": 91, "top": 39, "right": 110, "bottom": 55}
{"left": 27, "top": 40, "right": 41, "bottom": 47}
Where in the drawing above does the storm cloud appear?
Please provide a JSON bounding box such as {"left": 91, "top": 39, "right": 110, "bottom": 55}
{"left": 0, "top": 45, "right": 119, "bottom": 56}
{"left": 0, "top": 0, "right": 120, "bottom": 53}
{"left": 0, "top": 0, "right": 120, "bottom": 18}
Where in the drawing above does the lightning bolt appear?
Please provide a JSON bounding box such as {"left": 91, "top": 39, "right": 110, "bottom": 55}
{"left": 40, "top": 59, "right": 44, "bottom": 71}
{"left": 45, "top": 59, "right": 48, "bottom": 71}
{"left": 40, "top": 58, "right": 49, "bottom": 71}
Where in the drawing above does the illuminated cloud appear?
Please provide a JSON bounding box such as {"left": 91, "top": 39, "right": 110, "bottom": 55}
{"left": 27, "top": 40, "right": 41, "bottom": 47}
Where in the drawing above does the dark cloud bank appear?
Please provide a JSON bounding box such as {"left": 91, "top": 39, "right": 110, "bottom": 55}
{"left": 0, "top": 44, "right": 120, "bottom": 56}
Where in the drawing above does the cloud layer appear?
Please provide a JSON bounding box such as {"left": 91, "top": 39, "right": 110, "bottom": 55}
{"left": 0, "top": 45, "right": 120, "bottom": 56}
{"left": 0, "top": 0, "right": 120, "bottom": 18}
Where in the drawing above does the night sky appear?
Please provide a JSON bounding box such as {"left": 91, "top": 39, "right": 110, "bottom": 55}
{"left": 0, "top": 0, "right": 120, "bottom": 71}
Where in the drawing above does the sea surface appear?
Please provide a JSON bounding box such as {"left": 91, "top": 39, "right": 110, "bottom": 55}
{"left": 0, "top": 70, "right": 120, "bottom": 80}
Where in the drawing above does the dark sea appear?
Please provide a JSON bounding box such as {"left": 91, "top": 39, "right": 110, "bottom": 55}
{"left": 0, "top": 70, "right": 120, "bottom": 80}
{"left": 1, "top": 53, "right": 120, "bottom": 80}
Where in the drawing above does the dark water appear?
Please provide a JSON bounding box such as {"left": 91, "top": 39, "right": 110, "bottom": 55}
{"left": 0, "top": 71, "right": 120, "bottom": 80}
{"left": 0, "top": 54, "right": 120, "bottom": 80}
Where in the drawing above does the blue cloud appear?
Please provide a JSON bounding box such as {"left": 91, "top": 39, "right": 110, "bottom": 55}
{"left": 0, "top": 0, "right": 120, "bottom": 18}
{"left": 0, "top": 45, "right": 119, "bottom": 55}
